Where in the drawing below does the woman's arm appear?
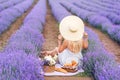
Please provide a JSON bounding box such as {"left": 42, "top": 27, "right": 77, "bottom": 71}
{"left": 57, "top": 34, "right": 67, "bottom": 53}
{"left": 58, "top": 40, "right": 68, "bottom": 53}
{"left": 82, "top": 32, "right": 88, "bottom": 49}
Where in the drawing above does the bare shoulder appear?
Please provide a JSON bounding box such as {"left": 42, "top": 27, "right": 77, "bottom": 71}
{"left": 58, "top": 39, "right": 68, "bottom": 53}
{"left": 63, "top": 40, "right": 69, "bottom": 45}
{"left": 61, "top": 40, "right": 69, "bottom": 48}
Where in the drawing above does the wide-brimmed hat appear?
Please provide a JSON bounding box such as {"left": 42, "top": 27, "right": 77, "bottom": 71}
{"left": 59, "top": 15, "right": 84, "bottom": 41}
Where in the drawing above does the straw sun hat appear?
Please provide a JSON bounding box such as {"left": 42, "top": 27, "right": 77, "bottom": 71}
{"left": 59, "top": 15, "right": 84, "bottom": 41}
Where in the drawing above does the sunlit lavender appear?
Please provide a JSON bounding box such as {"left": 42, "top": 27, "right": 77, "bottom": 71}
{"left": 0, "top": 0, "right": 34, "bottom": 35}
{"left": 0, "top": 51, "right": 44, "bottom": 80}
{"left": 0, "top": 0, "right": 47, "bottom": 79}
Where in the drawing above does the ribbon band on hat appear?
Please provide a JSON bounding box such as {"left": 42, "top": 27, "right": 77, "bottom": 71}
{"left": 69, "top": 26, "right": 78, "bottom": 33}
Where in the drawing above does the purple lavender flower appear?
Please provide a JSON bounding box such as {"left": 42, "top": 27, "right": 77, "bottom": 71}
{"left": 24, "top": 0, "right": 46, "bottom": 25}
{"left": 1, "top": 1, "right": 13, "bottom": 9}
{"left": 0, "top": 0, "right": 9, "bottom": 4}
{"left": 83, "top": 28, "right": 120, "bottom": 80}
{"left": 23, "top": 19, "right": 43, "bottom": 32}
{"left": 5, "top": 26, "right": 44, "bottom": 55}
{"left": 0, "top": 0, "right": 34, "bottom": 35}
{"left": 48, "top": 0, "right": 71, "bottom": 22}
{"left": 0, "top": 0, "right": 46, "bottom": 80}
{"left": 0, "top": 51, "right": 44, "bottom": 80}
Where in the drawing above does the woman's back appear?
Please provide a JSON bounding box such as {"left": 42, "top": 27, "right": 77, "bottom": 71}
{"left": 67, "top": 40, "right": 82, "bottom": 53}
{"left": 58, "top": 39, "right": 83, "bottom": 66}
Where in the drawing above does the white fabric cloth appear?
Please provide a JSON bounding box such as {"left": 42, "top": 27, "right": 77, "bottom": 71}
{"left": 58, "top": 48, "right": 83, "bottom": 68}
{"left": 44, "top": 64, "right": 84, "bottom": 76}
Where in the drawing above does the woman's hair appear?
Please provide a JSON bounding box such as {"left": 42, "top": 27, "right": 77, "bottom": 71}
{"left": 67, "top": 39, "right": 82, "bottom": 53}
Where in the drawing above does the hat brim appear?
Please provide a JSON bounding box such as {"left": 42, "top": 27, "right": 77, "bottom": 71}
{"left": 59, "top": 15, "right": 84, "bottom": 41}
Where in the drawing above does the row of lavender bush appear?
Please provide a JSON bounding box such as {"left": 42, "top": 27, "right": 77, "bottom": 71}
{"left": 0, "top": 0, "right": 34, "bottom": 35}
{"left": 0, "top": 0, "right": 47, "bottom": 80}
{"left": 48, "top": 0, "right": 71, "bottom": 22}
{"left": 87, "top": 0, "right": 120, "bottom": 12}
{"left": 0, "top": 0, "right": 9, "bottom": 3}
{"left": 74, "top": 0, "right": 120, "bottom": 25}
{"left": 60, "top": 1, "right": 120, "bottom": 44}
{"left": 83, "top": 27, "right": 120, "bottom": 80}
{"left": 49, "top": 0, "right": 120, "bottom": 80}
{"left": 0, "top": 0, "right": 24, "bottom": 12}
{"left": 24, "top": 0, "right": 47, "bottom": 26}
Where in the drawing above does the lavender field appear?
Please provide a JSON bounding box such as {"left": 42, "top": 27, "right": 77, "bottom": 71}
{"left": 0, "top": 0, "right": 120, "bottom": 80}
